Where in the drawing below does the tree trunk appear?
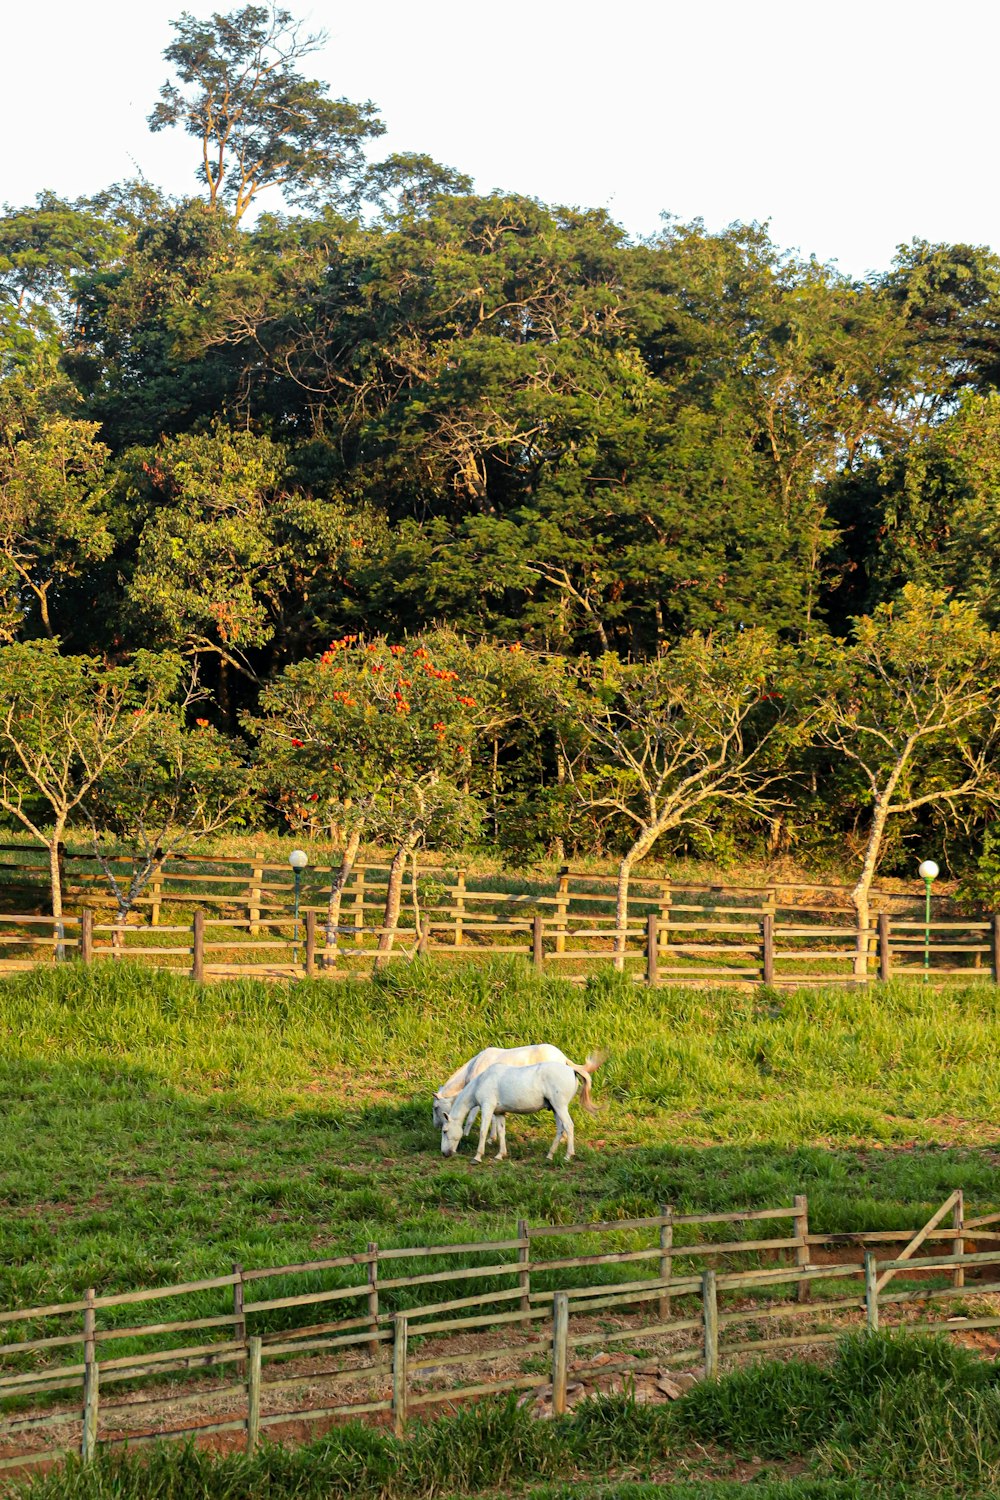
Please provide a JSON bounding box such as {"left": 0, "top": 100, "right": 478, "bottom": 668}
{"left": 112, "top": 911, "right": 127, "bottom": 961}
{"left": 614, "top": 824, "right": 665, "bottom": 970}
{"left": 48, "top": 818, "right": 66, "bottom": 961}
{"left": 551, "top": 751, "right": 566, "bottom": 862}
{"left": 325, "top": 826, "right": 362, "bottom": 968}
{"left": 219, "top": 658, "right": 231, "bottom": 731}
{"left": 851, "top": 797, "right": 891, "bottom": 979}
{"left": 48, "top": 836, "right": 63, "bottom": 925}
{"left": 377, "top": 836, "right": 418, "bottom": 966}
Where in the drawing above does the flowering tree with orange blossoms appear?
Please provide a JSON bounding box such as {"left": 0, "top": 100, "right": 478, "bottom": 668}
{"left": 253, "top": 633, "right": 484, "bottom": 961}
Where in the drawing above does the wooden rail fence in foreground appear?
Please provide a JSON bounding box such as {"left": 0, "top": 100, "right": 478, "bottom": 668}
{"left": 3, "top": 1192, "right": 1000, "bottom": 1472}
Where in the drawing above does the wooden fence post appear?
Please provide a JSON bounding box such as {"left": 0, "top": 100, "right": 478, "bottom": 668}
{"left": 455, "top": 868, "right": 466, "bottom": 947}
{"left": 794, "top": 1194, "right": 810, "bottom": 1303}
{"left": 353, "top": 868, "right": 367, "bottom": 946}
{"left": 392, "top": 1313, "right": 408, "bottom": 1437}
{"left": 80, "top": 907, "right": 94, "bottom": 966}
{"left": 864, "top": 1252, "right": 879, "bottom": 1332}
{"left": 233, "top": 1262, "right": 246, "bottom": 1360}
{"left": 247, "top": 850, "right": 264, "bottom": 936}
{"left": 532, "top": 914, "right": 544, "bottom": 971}
{"left": 659, "top": 1206, "right": 673, "bottom": 1321}
{"left": 659, "top": 879, "right": 672, "bottom": 952}
{"left": 554, "top": 868, "right": 570, "bottom": 955}
{"left": 552, "top": 1291, "right": 569, "bottom": 1415}
{"left": 878, "top": 913, "right": 891, "bottom": 983}
{"left": 953, "top": 1190, "right": 965, "bottom": 1290}
{"left": 992, "top": 914, "right": 1000, "bottom": 984}
{"left": 701, "top": 1270, "right": 718, "bottom": 1379}
{"left": 149, "top": 858, "right": 164, "bottom": 928}
{"left": 762, "top": 912, "right": 775, "bottom": 986}
{"left": 367, "top": 1242, "right": 380, "bottom": 1360}
{"left": 646, "top": 912, "right": 659, "bottom": 987}
{"left": 246, "top": 1336, "right": 261, "bottom": 1452}
{"left": 305, "top": 910, "right": 317, "bottom": 977}
{"left": 192, "top": 909, "right": 205, "bottom": 983}
{"left": 517, "top": 1220, "right": 531, "bottom": 1312}
{"left": 81, "top": 1287, "right": 98, "bottom": 1463}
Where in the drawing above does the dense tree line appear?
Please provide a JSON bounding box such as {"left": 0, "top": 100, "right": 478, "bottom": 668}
{"left": 3, "top": 5, "right": 1000, "bottom": 922}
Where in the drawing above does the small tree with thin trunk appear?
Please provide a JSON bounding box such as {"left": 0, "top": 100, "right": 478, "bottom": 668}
{"left": 812, "top": 586, "right": 1000, "bottom": 975}
{"left": 0, "top": 643, "right": 182, "bottom": 924}
{"left": 82, "top": 712, "right": 254, "bottom": 945}
{"left": 252, "top": 634, "right": 482, "bottom": 963}
{"left": 561, "top": 630, "right": 797, "bottom": 968}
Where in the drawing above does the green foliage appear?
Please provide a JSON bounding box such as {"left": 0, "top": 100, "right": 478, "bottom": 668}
{"left": 0, "top": 417, "right": 113, "bottom": 639}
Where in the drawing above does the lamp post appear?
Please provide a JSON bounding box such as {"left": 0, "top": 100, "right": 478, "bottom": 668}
{"left": 918, "top": 859, "right": 939, "bottom": 980}
{"left": 289, "top": 850, "right": 308, "bottom": 967}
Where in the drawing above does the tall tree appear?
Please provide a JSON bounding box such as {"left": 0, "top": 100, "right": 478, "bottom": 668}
{"left": 148, "top": 5, "right": 384, "bottom": 222}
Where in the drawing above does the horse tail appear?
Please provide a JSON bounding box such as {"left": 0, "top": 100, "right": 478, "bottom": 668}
{"left": 568, "top": 1051, "right": 606, "bottom": 1113}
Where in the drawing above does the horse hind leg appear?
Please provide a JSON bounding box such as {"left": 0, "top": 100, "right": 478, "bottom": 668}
{"left": 494, "top": 1115, "right": 507, "bottom": 1160}
{"left": 545, "top": 1100, "right": 564, "bottom": 1160}
{"left": 554, "top": 1104, "right": 575, "bottom": 1161}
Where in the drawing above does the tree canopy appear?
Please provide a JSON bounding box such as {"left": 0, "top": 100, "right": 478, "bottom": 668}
{"left": 5, "top": 3, "right": 1000, "bottom": 904}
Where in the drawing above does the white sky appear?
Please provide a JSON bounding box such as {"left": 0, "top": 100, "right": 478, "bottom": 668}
{"left": 4, "top": 0, "right": 997, "bottom": 278}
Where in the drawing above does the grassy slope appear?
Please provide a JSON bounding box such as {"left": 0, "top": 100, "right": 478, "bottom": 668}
{"left": 2, "top": 959, "right": 1000, "bottom": 1311}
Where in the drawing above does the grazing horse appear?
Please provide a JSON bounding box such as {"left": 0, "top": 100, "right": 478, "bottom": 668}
{"left": 440, "top": 1053, "right": 604, "bottom": 1163}
{"left": 432, "top": 1044, "right": 571, "bottom": 1131}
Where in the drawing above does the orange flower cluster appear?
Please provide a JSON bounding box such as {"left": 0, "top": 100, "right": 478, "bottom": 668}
{"left": 332, "top": 690, "right": 356, "bottom": 706}
{"left": 456, "top": 695, "right": 477, "bottom": 708}
{"left": 320, "top": 635, "right": 358, "bottom": 665}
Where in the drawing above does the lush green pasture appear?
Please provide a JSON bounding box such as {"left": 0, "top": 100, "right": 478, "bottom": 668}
{"left": 2, "top": 959, "right": 1000, "bottom": 1316}
{"left": 9, "top": 1333, "right": 997, "bottom": 1498}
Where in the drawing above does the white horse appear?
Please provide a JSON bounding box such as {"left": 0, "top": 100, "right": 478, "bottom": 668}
{"left": 440, "top": 1053, "right": 604, "bottom": 1163}
{"left": 432, "top": 1044, "right": 572, "bottom": 1131}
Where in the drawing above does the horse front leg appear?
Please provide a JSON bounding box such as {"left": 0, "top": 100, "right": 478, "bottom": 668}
{"left": 473, "top": 1102, "right": 495, "bottom": 1163}
{"left": 494, "top": 1115, "right": 507, "bottom": 1160}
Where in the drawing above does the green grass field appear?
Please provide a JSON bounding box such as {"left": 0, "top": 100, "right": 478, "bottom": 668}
{"left": 3, "top": 958, "right": 1000, "bottom": 1497}
{"left": 2, "top": 958, "right": 1000, "bottom": 1311}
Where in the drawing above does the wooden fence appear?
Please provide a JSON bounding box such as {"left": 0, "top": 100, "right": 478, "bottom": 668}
{"left": 3, "top": 1191, "right": 1000, "bottom": 1472}
{"left": 0, "top": 906, "right": 996, "bottom": 987}
{"left": 0, "top": 841, "right": 987, "bottom": 985}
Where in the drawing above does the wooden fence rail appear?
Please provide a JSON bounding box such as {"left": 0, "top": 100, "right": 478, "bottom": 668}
{"left": 3, "top": 1191, "right": 999, "bottom": 1474}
